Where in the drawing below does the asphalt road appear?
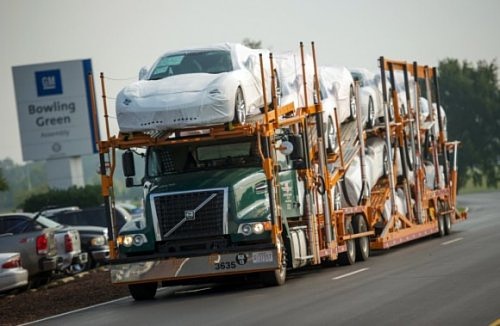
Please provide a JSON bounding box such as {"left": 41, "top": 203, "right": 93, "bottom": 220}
{"left": 31, "top": 192, "right": 500, "bottom": 326}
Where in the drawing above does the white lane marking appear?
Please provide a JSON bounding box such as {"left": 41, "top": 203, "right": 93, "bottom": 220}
{"left": 442, "top": 237, "right": 464, "bottom": 246}
{"left": 332, "top": 268, "right": 369, "bottom": 280}
{"left": 20, "top": 296, "right": 131, "bottom": 325}
{"left": 21, "top": 287, "right": 171, "bottom": 325}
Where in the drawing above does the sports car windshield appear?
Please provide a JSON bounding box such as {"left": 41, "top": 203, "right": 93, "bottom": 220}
{"left": 149, "top": 50, "right": 233, "bottom": 80}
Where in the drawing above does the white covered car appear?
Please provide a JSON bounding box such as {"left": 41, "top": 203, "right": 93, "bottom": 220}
{"left": 116, "top": 43, "right": 274, "bottom": 132}
{"left": 316, "top": 66, "right": 356, "bottom": 152}
{"left": 350, "top": 68, "right": 385, "bottom": 128}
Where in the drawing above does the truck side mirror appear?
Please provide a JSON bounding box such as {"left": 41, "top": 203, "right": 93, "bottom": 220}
{"left": 289, "top": 135, "right": 305, "bottom": 161}
{"left": 122, "top": 150, "right": 136, "bottom": 177}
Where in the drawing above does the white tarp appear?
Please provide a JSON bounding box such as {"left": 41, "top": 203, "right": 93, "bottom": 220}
{"left": 339, "top": 137, "right": 386, "bottom": 207}
{"left": 339, "top": 155, "right": 364, "bottom": 207}
{"left": 116, "top": 43, "right": 273, "bottom": 132}
{"left": 274, "top": 51, "right": 315, "bottom": 109}
{"left": 382, "top": 188, "right": 408, "bottom": 222}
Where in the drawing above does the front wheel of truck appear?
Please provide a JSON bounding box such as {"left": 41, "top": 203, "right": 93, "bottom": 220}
{"left": 261, "top": 236, "right": 287, "bottom": 286}
{"left": 129, "top": 282, "right": 158, "bottom": 301}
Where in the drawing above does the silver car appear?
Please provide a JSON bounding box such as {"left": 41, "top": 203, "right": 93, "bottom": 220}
{"left": 0, "top": 252, "right": 29, "bottom": 293}
{"left": 0, "top": 213, "right": 87, "bottom": 277}
{"left": 0, "top": 214, "right": 58, "bottom": 283}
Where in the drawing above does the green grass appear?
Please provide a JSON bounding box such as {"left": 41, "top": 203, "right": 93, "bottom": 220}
{"left": 459, "top": 177, "right": 498, "bottom": 194}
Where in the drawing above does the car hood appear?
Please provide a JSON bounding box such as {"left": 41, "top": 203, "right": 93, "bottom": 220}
{"left": 68, "top": 225, "right": 108, "bottom": 235}
{"left": 121, "top": 73, "right": 226, "bottom": 98}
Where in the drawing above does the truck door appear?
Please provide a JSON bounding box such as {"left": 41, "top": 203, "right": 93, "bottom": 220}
{"left": 276, "top": 142, "right": 304, "bottom": 218}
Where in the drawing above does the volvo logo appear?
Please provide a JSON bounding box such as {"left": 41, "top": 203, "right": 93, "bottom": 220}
{"left": 185, "top": 210, "right": 195, "bottom": 221}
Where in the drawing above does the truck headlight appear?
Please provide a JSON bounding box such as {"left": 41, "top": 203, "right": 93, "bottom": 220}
{"left": 238, "top": 222, "right": 272, "bottom": 236}
{"left": 119, "top": 234, "right": 148, "bottom": 247}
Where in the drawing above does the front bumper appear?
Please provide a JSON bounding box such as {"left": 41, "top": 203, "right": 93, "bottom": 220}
{"left": 110, "top": 249, "right": 279, "bottom": 284}
{"left": 91, "top": 249, "right": 110, "bottom": 264}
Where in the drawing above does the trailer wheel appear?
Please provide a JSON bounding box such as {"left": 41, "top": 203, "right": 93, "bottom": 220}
{"left": 234, "top": 87, "right": 246, "bottom": 125}
{"left": 338, "top": 221, "right": 356, "bottom": 266}
{"left": 437, "top": 214, "right": 446, "bottom": 237}
{"left": 129, "top": 282, "right": 158, "bottom": 301}
{"left": 261, "top": 236, "right": 287, "bottom": 286}
{"left": 444, "top": 213, "right": 452, "bottom": 235}
{"left": 439, "top": 200, "right": 452, "bottom": 235}
{"left": 353, "top": 215, "right": 370, "bottom": 261}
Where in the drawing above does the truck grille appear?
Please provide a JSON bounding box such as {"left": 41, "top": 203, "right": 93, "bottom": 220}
{"left": 152, "top": 188, "right": 227, "bottom": 241}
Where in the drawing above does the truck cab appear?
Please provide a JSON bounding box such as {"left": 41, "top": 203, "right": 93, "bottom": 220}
{"left": 116, "top": 133, "right": 304, "bottom": 275}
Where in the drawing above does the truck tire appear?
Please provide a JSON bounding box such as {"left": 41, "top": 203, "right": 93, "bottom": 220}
{"left": 129, "top": 282, "right": 158, "bottom": 301}
{"left": 444, "top": 213, "right": 452, "bottom": 235}
{"left": 437, "top": 214, "right": 445, "bottom": 237}
{"left": 353, "top": 215, "right": 370, "bottom": 261}
{"left": 338, "top": 221, "right": 356, "bottom": 266}
{"left": 234, "top": 87, "right": 246, "bottom": 125}
{"left": 261, "top": 236, "right": 287, "bottom": 286}
{"left": 439, "top": 200, "right": 452, "bottom": 235}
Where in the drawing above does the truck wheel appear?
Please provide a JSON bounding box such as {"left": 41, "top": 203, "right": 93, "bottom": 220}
{"left": 353, "top": 215, "right": 370, "bottom": 261}
{"left": 129, "top": 282, "right": 158, "bottom": 301}
{"left": 234, "top": 87, "right": 246, "bottom": 125}
{"left": 338, "top": 221, "right": 356, "bottom": 266}
{"left": 437, "top": 214, "right": 445, "bottom": 237}
{"left": 439, "top": 200, "right": 452, "bottom": 235}
{"left": 261, "top": 236, "right": 287, "bottom": 286}
{"left": 444, "top": 213, "right": 452, "bottom": 235}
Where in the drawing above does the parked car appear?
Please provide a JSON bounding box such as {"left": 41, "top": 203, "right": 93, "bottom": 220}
{"left": 116, "top": 43, "right": 276, "bottom": 132}
{"left": 48, "top": 206, "right": 132, "bottom": 269}
{"left": 1, "top": 213, "right": 87, "bottom": 276}
{"left": 0, "top": 252, "right": 29, "bottom": 293}
{"left": 0, "top": 214, "right": 58, "bottom": 283}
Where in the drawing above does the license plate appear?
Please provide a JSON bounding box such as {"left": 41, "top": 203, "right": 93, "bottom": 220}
{"left": 252, "top": 251, "right": 273, "bottom": 264}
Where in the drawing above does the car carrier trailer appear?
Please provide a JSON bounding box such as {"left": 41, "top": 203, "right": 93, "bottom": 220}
{"left": 91, "top": 42, "right": 466, "bottom": 300}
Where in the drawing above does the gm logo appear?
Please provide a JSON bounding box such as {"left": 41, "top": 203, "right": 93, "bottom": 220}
{"left": 35, "top": 69, "right": 63, "bottom": 96}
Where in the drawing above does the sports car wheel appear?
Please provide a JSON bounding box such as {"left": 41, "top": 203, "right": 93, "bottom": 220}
{"left": 326, "top": 116, "right": 337, "bottom": 153}
{"left": 367, "top": 96, "right": 375, "bottom": 128}
{"left": 234, "top": 87, "right": 246, "bottom": 125}
{"left": 387, "top": 95, "right": 395, "bottom": 121}
{"left": 349, "top": 86, "right": 357, "bottom": 120}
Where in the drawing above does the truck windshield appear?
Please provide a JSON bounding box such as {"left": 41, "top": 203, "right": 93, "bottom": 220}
{"left": 146, "top": 141, "right": 260, "bottom": 177}
{"left": 149, "top": 50, "right": 233, "bottom": 80}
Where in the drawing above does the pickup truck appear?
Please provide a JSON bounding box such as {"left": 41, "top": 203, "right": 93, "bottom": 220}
{"left": 0, "top": 214, "right": 58, "bottom": 284}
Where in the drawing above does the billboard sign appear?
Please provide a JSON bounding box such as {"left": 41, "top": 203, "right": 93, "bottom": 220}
{"left": 12, "top": 59, "right": 97, "bottom": 161}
